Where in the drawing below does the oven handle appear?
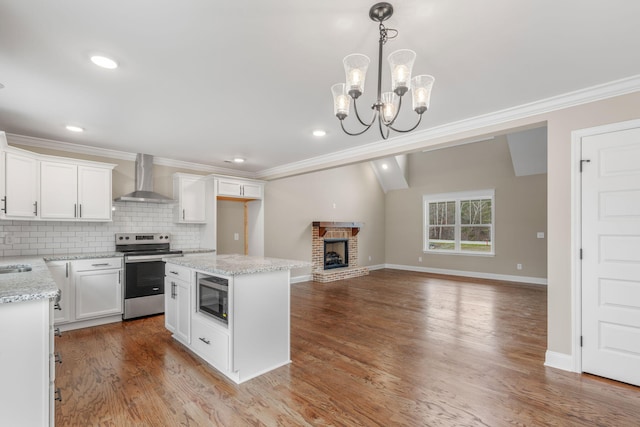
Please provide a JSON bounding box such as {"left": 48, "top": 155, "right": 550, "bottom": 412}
{"left": 125, "top": 255, "right": 167, "bottom": 263}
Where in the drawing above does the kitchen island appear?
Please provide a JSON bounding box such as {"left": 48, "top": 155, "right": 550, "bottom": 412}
{"left": 0, "top": 257, "right": 59, "bottom": 427}
{"left": 164, "top": 253, "right": 309, "bottom": 384}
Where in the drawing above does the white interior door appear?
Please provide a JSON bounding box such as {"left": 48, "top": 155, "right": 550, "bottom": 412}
{"left": 581, "top": 126, "right": 640, "bottom": 386}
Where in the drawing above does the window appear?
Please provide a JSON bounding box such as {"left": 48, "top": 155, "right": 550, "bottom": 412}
{"left": 423, "top": 190, "right": 495, "bottom": 255}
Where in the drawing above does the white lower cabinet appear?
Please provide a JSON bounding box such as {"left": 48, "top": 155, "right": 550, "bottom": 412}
{"left": 47, "top": 261, "right": 71, "bottom": 324}
{"left": 48, "top": 257, "right": 123, "bottom": 330}
{"left": 164, "top": 276, "right": 191, "bottom": 344}
{"left": 0, "top": 298, "right": 54, "bottom": 426}
{"left": 191, "top": 313, "right": 230, "bottom": 371}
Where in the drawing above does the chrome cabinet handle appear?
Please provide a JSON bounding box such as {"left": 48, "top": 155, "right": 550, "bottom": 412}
{"left": 33, "top": 201, "right": 38, "bottom": 216}
{"left": 55, "top": 352, "right": 63, "bottom": 364}
{"left": 54, "top": 302, "right": 61, "bottom": 311}
{"left": 199, "top": 337, "right": 211, "bottom": 345}
{"left": 169, "top": 270, "right": 179, "bottom": 275}
{"left": 74, "top": 203, "right": 77, "bottom": 218}
{"left": 183, "top": 209, "right": 185, "bottom": 220}
{"left": 55, "top": 388, "right": 62, "bottom": 402}
{"left": 55, "top": 327, "right": 62, "bottom": 337}
{"left": 79, "top": 204, "right": 82, "bottom": 218}
{"left": 1, "top": 196, "right": 6, "bottom": 213}
{"left": 91, "top": 263, "right": 109, "bottom": 267}
{"left": 65, "top": 262, "right": 69, "bottom": 277}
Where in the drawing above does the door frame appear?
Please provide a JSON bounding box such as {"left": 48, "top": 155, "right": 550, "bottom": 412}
{"left": 570, "top": 118, "right": 640, "bottom": 373}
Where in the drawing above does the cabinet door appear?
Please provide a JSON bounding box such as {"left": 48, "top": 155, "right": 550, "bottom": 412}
{"left": 75, "top": 269, "right": 122, "bottom": 319}
{"left": 40, "top": 161, "right": 78, "bottom": 219}
{"left": 217, "top": 179, "right": 242, "bottom": 197}
{"left": 78, "top": 166, "right": 112, "bottom": 220}
{"left": 47, "top": 261, "right": 72, "bottom": 324}
{"left": 164, "top": 277, "right": 177, "bottom": 333}
{"left": 242, "top": 183, "right": 262, "bottom": 199}
{"left": 4, "top": 152, "right": 38, "bottom": 218}
{"left": 176, "top": 279, "right": 191, "bottom": 344}
{"left": 180, "top": 176, "right": 206, "bottom": 222}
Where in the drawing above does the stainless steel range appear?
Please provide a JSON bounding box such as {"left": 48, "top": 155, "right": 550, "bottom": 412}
{"left": 116, "top": 232, "right": 183, "bottom": 320}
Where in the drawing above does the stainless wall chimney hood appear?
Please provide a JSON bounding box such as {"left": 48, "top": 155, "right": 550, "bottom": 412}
{"left": 114, "top": 154, "right": 175, "bottom": 203}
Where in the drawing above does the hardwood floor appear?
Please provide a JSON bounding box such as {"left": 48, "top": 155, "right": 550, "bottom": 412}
{"left": 54, "top": 270, "right": 640, "bottom": 426}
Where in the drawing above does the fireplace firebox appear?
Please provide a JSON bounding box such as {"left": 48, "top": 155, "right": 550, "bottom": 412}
{"left": 324, "top": 238, "right": 348, "bottom": 270}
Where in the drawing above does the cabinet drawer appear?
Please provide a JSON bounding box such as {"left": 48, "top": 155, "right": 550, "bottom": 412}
{"left": 73, "top": 257, "right": 122, "bottom": 271}
{"left": 165, "top": 264, "right": 191, "bottom": 282}
{"left": 191, "top": 314, "right": 229, "bottom": 371}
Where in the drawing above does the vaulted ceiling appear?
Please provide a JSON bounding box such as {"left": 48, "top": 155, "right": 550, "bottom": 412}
{"left": 1, "top": 1, "right": 639, "bottom": 178}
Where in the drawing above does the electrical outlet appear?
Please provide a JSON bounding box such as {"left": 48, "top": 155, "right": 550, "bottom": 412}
{"left": 537, "top": 232, "right": 545, "bottom": 239}
{"left": 517, "top": 263, "right": 523, "bottom": 270}
{"left": 234, "top": 233, "right": 239, "bottom": 241}
{"left": 418, "top": 256, "right": 422, "bottom": 262}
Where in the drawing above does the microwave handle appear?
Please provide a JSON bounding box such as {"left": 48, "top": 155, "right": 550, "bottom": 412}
{"left": 200, "top": 280, "right": 228, "bottom": 292}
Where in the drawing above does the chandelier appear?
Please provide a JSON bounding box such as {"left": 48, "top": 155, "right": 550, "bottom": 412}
{"left": 331, "top": 2, "right": 435, "bottom": 139}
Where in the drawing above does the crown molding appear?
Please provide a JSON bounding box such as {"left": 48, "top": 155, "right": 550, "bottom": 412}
{"left": 6, "top": 133, "right": 256, "bottom": 178}
{"left": 256, "top": 74, "right": 640, "bottom": 180}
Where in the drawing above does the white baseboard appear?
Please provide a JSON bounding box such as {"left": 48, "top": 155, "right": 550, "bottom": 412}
{"left": 291, "top": 274, "right": 312, "bottom": 284}
{"left": 544, "top": 350, "right": 576, "bottom": 372}
{"left": 384, "top": 263, "right": 547, "bottom": 286}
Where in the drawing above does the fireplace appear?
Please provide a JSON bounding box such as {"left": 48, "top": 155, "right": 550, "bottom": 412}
{"left": 324, "top": 238, "right": 348, "bottom": 270}
{"left": 311, "top": 221, "right": 369, "bottom": 282}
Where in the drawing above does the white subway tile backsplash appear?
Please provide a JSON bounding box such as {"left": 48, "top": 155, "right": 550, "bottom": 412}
{"left": 0, "top": 201, "right": 203, "bottom": 256}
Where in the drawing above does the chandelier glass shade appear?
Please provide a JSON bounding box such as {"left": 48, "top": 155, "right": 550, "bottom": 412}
{"left": 331, "top": 2, "right": 435, "bottom": 139}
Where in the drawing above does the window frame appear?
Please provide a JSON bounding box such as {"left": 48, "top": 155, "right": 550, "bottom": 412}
{"left": 423, "top": 189, "right": 495, "bottom": 256}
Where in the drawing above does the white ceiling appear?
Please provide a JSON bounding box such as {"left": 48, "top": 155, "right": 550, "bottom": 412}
{"left": 1, "top": 1, "right": 639, "bottom": 178}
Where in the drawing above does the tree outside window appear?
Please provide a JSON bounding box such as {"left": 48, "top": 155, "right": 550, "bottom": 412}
{"left": 424, "top": 190, "right": 494, "bottom": 255}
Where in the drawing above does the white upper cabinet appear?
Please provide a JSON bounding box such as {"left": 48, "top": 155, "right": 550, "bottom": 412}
{"left": 217, "top": 178, "right": 262, "bottom": 199}
{"left": 40, "top": 160, "right": 78, "bottom": 219}
{"left": 77, "top": 165, "right": 113, "bottom": 220}
{"left": 4, "top": 151, "right": 39, "bottom": 218}
{"left": 1, "top": 140, "right": 115, "bottom": 222}
{"left": 173, "top": 173, "right": 206, "bottom": 223}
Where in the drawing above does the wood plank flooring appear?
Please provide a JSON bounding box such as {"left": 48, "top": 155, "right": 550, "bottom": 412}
{"left": 54, "top": 270, "right": 640, "bottom": 426}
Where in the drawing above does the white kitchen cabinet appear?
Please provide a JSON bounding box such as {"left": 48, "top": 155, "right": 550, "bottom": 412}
{"left": 1, "top": 138, "right": 115, "bottom": 222}
{"left": 173, "top": 173, "right": 206, "bottom": 223}
{"left": 47, "top": 261, "right": 71, "bottom": 324}
{"left": 40, "top": 161, "right": 113, "bottom": 220}
{"left": 0, "top": 298, "right": 53, "bottom": 426}
{"left": 77, "top": 166, "right": 113, "bottom": 220}
{"left": 216, "top": 177, "right": 262, "bottom": 199}
{"left": 40, "top": 161, "right": 78, "bottom": 219}
{"left": 4, "top": 151, "right": 39, "bottom": 218}
{"left": 164, "top": 275, "right": 191, "bottom": 345}
{"left": 191, "top": 313, "right": 229, "bottom": 371}
{"left": 73, "top": 258, "right": 123, "bottom": 320}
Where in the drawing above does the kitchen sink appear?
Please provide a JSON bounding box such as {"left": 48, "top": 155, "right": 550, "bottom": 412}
{"left": 0, "top": 264, "right": 32, "bottom": 274}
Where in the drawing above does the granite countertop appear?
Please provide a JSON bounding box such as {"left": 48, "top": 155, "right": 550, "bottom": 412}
{"left": 0, "top": 256, "right": 59, "bottom": 304}
{"left": 43, "top": 252, "right": 123, "bottom": 262}
{"left": 1, "top": 252, "right": 123, "bottom": 304}
{"left": 180, "top": 248, "right": 216, "bottom": 255}
{"left": 165, "top": 253, "right": 310, "bottom": 276}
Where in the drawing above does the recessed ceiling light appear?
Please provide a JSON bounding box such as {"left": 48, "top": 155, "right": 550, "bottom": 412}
{"left": 233, "top": 157, "right": 245, "bottom": 163}
{"left": 312, "top": 129, "right": 326, "bottom": 137}
{"left": 90, "top": 55, "right": 118, "bottom": 69}
{"left": 381, "top": 163, "right": 389, "bottom": 170}
{"left": 65, "top": 125, "right": 84, "bottom": 132}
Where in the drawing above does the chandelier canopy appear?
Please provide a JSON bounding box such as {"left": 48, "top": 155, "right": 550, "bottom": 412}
{"left": 331, "top": 2, "right": 435, "bottom": 140}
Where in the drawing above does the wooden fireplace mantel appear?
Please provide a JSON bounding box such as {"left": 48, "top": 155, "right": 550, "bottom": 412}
{"left": 312, "top": 221, "right": 363, "bottom": 237}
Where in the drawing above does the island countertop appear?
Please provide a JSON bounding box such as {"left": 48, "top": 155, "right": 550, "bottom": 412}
{"left": 164, "top": 253, "right": 310, "bottom": 276}
{"left": 0, "top": 257, "right": 59, "bottom": 304}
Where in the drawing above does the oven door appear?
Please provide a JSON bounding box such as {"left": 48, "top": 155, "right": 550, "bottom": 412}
{"left": 125, "top": 257, "right": 165, "bottom": 298}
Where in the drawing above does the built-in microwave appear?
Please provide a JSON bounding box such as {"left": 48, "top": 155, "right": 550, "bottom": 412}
{"left": 197, "top": 274, "right": 228, "bottom": 324}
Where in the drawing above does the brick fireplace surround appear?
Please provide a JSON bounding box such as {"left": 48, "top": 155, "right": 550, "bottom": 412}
{"left": 312, "top": 222, "right": 369, "bottom": 283}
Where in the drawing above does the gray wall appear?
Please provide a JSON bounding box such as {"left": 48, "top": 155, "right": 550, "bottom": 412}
{"left": 385, "top": 136, "right": 547, "bottom": 279}
{"left": 264, "top": 162, "right": 386, "bottom": 277}
{"left": 216, "top": 200, "right": 245, "bottom": 254}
